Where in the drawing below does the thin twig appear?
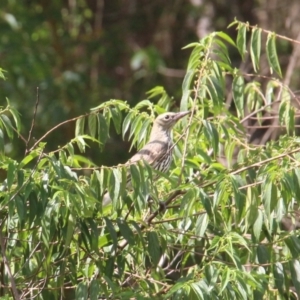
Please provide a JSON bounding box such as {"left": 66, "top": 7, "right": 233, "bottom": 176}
{"left": 28, "top": 113, "right": 90, "bottom": 152}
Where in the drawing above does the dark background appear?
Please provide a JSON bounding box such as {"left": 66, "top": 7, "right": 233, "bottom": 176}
{"left": 1, "top": 0, "right": 300, "bottom": 166}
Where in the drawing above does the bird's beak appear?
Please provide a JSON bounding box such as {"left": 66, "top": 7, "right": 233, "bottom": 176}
{"left": 174, "top": 111, "right": 190, "bottom": 121}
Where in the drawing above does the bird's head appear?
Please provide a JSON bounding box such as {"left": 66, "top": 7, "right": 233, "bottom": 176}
{"left": 154, "top": 111, "right": 190, "bottom": 130}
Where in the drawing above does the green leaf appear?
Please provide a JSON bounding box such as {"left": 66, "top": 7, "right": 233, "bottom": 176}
{"left": 129, "top": 114, "right": 143, "bottom": 141}
{"left": 273, "top": 262, "right": 285, "bottom": 296}
{"left": 265, "top": 79, "right": 279, "bottom": 105}
{"left": 64, "top": 213, "right": 75, "bottom": 251}
{"left": 236, "top": 275, "right": 248, "bottom": 300}
{"left": 90, "top": 279, "right": 101, "bottom": 300}
{"left": 110, "top": 106, "right": 122, "bottom": 134}
{"left": 88, "top": 114, "right": 97, "bottom": 137}
{"left": 253, "top": 210, "right": 263, "bottom": 240}
{"left": 112, "top": 168, "right": 121, "bottom": 204}
{"left": 76, "top": 136, "right": 86, "bottom": 152}
{"left": 130, "top": 116, "right": 144, "bottom": 149}
{"left": 290, "top": 260, "right": 300, "bottom": 298}
{"left": 66, "top": 142, "right": 74, "bottom": 157}
{"left": 181, "top": 69, "right": 194, "bottom": 111}
{"left": 293, "top": 169, "right": 300, "bottom": 200}
{"left": 117, "top": 218, "right": 135, "bottom": 245}
{"left": 0, "top": 129, "right": 4, "bottom": 153}
{"left": 199, "top": 189, "right": 213, "bottom": 217}
{"left": 262, "top": 182, "right": 277, "bottom": 217}
{"left": 71, "top": 154, "right": 97, "bottom": 167}
{"left": 75, "top": 116, "right": 85, "bottom": 137}
{"left": 205, "top": 78, "right": 220, "bottom": 112}
{"left": 237, "top": 23, "right": 247, "bottom": 60}
{"left": 146, "top": 86, "right": 166, "bottom": 98}
{"left": 7, "top": 160, "right": 16, "bottom": 190}
{"left": 266, "top": 33, "right": 282, "bottom": 77}
{"left": 232, "top": 75, "right": 245, "bottom": 118}
{"left": 225, "top": 140, "right": 236, "bottom": 168}
{"left": 19, "top": 150, "right": 40, "bottom": 168}
{"left": 195, "top": 213, "right": 208, "bottom": 239}
{"left": 130, "top": 221, "right": 146, "bottom": 249}
{"left": 205, "top": 78, "right": 222, "bottom": 114}
{"left": 104, "top": 217, "right": 118, "bottom": 250}
{"left": 120, "top": 166, "right": 127, "bottom": 199}
{"left": 122, "top": 111, "right": 134, "bottom": 139}
{"left": 0, "top": 114, "right": 14, "bottom": 139}
{"left": 130, "top": 164, "right": 140, "bottom": 199}
{"left": 287, "top": 106, "right": 295, "bottom": 135}
{"left": 257, "top": 245, "right": 269, "bottom": 264}
{"left": 15, "top": 195, "right": 25, "bottom": 221}
{"left": 182, "top": 42, "right": 201, "bottom": 49}
{"left": 245, "top": 187, "right": 258, "bottom": 230}
{"left": 134, "top": 99, "right": 153, "bottom": 110}
{"left": 0, "top": 68, "right": 5, "bottom": 79}
{"left": 279, "top": 100, "right": 287, "bottom": 125}
{"left": 75, "top": 281, "right": 88, "bottom": 300}
{"left": 217, "top": 31, "right": 236, "bottom": 47}
{"left": 137, "top": 118, "right": 151, "bottom": 145}
{"left": 191, "top": 282, "right": 205, "bottom": 299}
{"left": 203, "top": 120, "right": 219, "bottom": 154}
{"left": 285, "top": 236, "right": 300, "bottom": 258}
{"left": 9, "top": 106, "right": 22, "bottom": 132}
{"left": 100, "top": 167, "right": 109, "bottom": 194}
{"left": 213, "top": 39, "right": 231, "bottom": 64}
{"left": 17, "top": 169, "right": 24, "bottom": 188}
{"left": 97, "top": 113, "right": 109, "bottom": 146}
{"left": 250, "top": 28, "right": 261, "bottom": 72}
{"left": 220, "top": 268, "right": 231, "bottom": 293}
{"left": 147, "top": 231, "right": 160, "bottom": 265}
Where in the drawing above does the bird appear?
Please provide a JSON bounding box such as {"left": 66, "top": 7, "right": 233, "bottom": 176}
{"left": 102, "top": 111, "right": 190, "bottom": 206}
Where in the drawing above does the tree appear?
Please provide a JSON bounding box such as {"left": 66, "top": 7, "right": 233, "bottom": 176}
{"left": 1, "top": 20, "right": 300, "bottom": 299}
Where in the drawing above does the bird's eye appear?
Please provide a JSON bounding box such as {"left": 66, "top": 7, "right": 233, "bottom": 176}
{"left": 164, "top": 115, "right": 170, "bottom": 120}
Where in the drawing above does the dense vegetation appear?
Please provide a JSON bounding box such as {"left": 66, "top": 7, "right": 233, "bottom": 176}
{"left": 1, "top": 19, "right": 300, "bottom": 299}
{"left": 2, "top": 1, "right": 300, "bottom": 299}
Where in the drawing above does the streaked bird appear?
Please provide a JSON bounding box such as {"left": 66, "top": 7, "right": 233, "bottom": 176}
{"left": 102, "top": 111, "right": 190, "bottom": 206}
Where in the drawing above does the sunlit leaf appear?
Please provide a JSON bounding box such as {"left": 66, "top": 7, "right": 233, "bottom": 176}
{"left": 273, "top": 262, "right": 285, "bottom": 295}
{"left": 110, "top": 106, "right": 122, "bottom": 134}
{"left": 75, "top": 281, "right": 88, "bottom": 299}
{"left": 266, "top": 33, "right": 282, "bottom": 77}
{"left": 122, "top": 111, "right": 134, "bottom": 139}
{"left": 203, "top": 120, "right": 219, "bottom": 154}
{"left": 9, "top": 105, "right": 21, "bottom": 132}
{"left": 75, "top": 116, "right": 85, "bottom": 137}
{"left": 232, "top": 75, "right": 245, "bottom": 118}
{"left": 250, "top": 28, "right": 261, "bottom": 72}
{"left": 290, "top": 260, "right": 300, "bottom": 298}
{"left": 0, "top": 114, "right": 14, "bottom": 139}
{"left": 97, "top": 113, "right": 109, "bottom": 146}
{"left": 262, "top": 182, "right": 277, "bottom": 217}
{"left": 195, "top": 213, "right": 208, "bottom": 239}
{"left": 181, "top": 68, "right": 195, "bottom": 111}
{"left": 253, "top": 210, "right": 263, "bottom": 241}
{"left": 237, "top": 23, "right": 247, "bottom": 60}
{"left": 217, "top": 31, "right": 236, "bottom": 47}
{"left": 88, "top": 114, "right": 97, "bottom": 137}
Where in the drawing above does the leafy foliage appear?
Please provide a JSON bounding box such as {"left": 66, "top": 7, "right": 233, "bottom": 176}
{"left": 1, "top": 20, "right": 300, "bottom": 299}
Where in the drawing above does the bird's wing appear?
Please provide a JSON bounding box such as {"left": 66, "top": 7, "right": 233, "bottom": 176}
{"left": 126, "top": 140, "right": 169, "bottom": 167}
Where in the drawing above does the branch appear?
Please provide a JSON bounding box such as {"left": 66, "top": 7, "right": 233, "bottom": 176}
{"left": 28, "top": 113, "right": 90, "bottom": 152}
